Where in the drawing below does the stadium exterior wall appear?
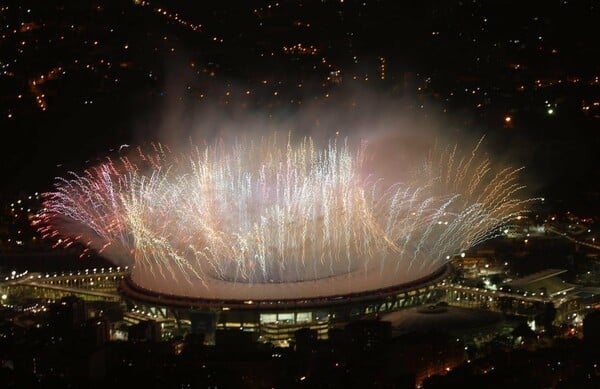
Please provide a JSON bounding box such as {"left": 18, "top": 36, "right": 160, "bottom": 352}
{"left": 118, "top": 264, "right": 455, "bottom": 344}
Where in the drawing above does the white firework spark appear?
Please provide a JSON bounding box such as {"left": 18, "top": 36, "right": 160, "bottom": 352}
{"left": 35, "top": 133, "right": 535, "bottom": 298}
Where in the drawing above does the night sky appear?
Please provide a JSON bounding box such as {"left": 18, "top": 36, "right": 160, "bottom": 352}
{"left": 1, "top": 0, "right": 599, "bottom": 212}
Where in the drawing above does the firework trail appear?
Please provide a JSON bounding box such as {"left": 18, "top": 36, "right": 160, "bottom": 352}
{"left": 35, "top": 133, "right": 535, "bottom": 298}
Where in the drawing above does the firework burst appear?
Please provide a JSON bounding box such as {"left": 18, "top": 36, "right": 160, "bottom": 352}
{"left": 35, "top": 133, "right": 535, "bottom": 299}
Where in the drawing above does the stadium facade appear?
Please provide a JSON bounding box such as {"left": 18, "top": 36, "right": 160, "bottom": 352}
{"left": 117, "top": 264, "right": 455, "bottom": 345}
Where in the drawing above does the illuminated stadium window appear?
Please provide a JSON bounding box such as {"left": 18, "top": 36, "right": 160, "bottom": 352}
{"left": 260, "top": 313, "right": 277, "bottom": 324}
{"left": 277, "top": 313, "right": 294, "bottom": 323}
{"left": 296, "top": 312, "right": 312, "bottom": 323}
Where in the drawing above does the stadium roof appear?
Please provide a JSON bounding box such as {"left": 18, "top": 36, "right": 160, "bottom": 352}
{"left": 506, "top": 269, "right": 575, "bottom": 297}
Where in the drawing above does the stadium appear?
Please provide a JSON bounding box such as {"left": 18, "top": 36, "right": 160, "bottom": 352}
{"left": 117, "top": 262, "right": 454, "bottom": 344}
{"left": 36, "top": 133, "right": 532, "bottom": 344}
